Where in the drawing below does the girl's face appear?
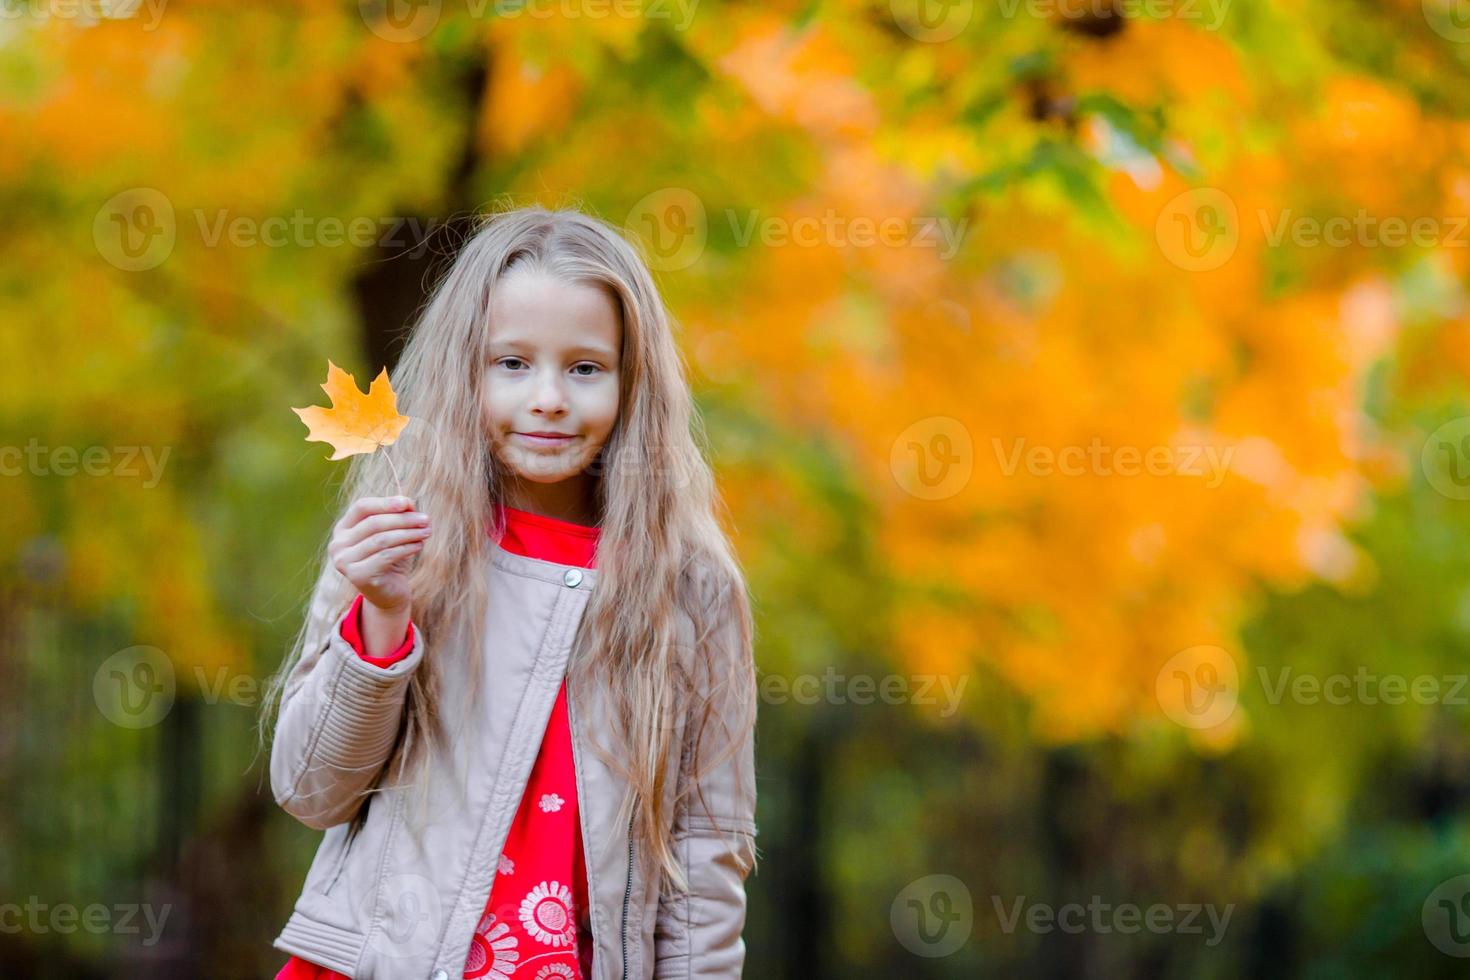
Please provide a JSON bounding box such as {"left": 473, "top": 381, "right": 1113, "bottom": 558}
{"left": 483, "top": 269, "right": 623, "bottom": 522}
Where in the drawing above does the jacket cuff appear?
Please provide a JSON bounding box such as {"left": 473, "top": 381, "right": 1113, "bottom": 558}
{"left": 340, "top": 593, "right": 415, "bottom": 667}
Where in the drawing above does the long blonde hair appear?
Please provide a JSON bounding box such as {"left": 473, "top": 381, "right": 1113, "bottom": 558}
{"left": 258, "top": 204, "right": 756, "bottom": 892}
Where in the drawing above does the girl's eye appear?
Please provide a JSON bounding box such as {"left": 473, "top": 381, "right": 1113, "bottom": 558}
{"left": 495, "top": 357, "right": 601, "bottom": 375}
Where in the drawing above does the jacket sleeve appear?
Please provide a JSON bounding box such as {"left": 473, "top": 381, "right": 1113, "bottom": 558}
{"left": 269, "top": 573, "right": 426, "bottom": 831}
{"left": 653, "top": 578, "right": 759, "bottom": 979}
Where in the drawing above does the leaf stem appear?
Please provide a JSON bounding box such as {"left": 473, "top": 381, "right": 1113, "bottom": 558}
{"left": 381, "top": 445, "right": 407, "bottom": 499}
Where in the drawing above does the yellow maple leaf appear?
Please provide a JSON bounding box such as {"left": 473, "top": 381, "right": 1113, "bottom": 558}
{"left": 292, "top": 360, "right": 411, "bottom": 460}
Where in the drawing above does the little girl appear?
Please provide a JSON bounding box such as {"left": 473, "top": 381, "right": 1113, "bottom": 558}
{"left": 260, "top": 206, "right": 759, "bottom": 980}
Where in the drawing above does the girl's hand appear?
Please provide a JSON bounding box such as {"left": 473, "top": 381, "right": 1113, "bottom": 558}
{"left": 329, "top": 496, "right": 432, "bottom": 616}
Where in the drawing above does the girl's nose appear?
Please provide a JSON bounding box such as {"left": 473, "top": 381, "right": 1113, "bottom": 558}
{"left": 530, "top": 371, "right": 568, "bottom": 414}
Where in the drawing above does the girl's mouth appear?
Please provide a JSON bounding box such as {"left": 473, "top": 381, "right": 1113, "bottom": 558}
{"left": 513, "top": 432, "right": 577, "bottom": 447}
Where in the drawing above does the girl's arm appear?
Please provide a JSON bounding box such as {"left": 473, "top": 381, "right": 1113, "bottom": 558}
{"left": 342, "top": 593, "right": 417, "bottom": 666}
{"left": 654, "top": 578, "right": 760, "bottom": 979}
{"left": 269, "top": 571, "right": 426, "bottom": 830}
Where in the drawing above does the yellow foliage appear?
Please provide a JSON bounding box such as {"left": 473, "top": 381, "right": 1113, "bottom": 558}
{"left": 480, "top": 28, "right": 585, "bottom": 157}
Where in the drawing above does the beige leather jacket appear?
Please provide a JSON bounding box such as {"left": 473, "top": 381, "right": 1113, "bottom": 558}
{"left": 269, "top": 539, "right": 758, "bottom": 979}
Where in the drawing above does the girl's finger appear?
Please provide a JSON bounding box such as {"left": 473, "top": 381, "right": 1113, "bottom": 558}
{"left": 341, "top": 495, "right": 415, "bottom": 530}
{"left": 357, "top": 541, "right": 424, "bottom": 573}
{"left": 337, "top": 526, "right": 431, "bottom": 567}
{"left": 336, "top": 510, "right": 431, "bottom": 550}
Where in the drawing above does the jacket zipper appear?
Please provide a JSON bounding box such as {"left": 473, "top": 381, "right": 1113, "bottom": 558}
{"left": 324, "top": 829, "right": 354, "bottom": 895}
{"left": 621, "top": 808, "right": 635, "bottom": 980}
{"left": 325, "top": 793, "right": 374, "bottom": 896}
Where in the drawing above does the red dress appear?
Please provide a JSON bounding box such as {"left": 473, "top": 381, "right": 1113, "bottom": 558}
{"left": 278, "top": 504, "right": 599, "bottom": 980}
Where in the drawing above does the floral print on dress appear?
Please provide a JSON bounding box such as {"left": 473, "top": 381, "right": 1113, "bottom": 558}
{"left": 498, "top": 854, "right": 515, "bottom": 876}
{"left": 538, "top": 793, "right": 564, "bottom": 813}
{"left": 519, "top": 881, "right": 576, "bottom": 948}
{"left": 463, "top": 912, "right": 519, "bottom": 980}
{"left": 534, "top": 966, "right": 577, "bottom": 979}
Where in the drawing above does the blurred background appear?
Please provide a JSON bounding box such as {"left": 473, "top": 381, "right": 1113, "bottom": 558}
{"left": 5, "top": 0, "right": 1470, "bottom": 976}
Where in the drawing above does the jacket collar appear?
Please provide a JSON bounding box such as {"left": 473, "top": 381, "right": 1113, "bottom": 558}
{"left": 487, "top": 534, "right": 600, "bottom": 591}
